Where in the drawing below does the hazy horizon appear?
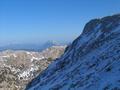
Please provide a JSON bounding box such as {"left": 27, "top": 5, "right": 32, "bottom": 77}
{"left": 0, "top": 0, "right": 120, "bottom": 46}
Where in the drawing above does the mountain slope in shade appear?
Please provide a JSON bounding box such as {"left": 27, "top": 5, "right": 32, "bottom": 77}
{"left": 26, "top": 14, "right": 120, "bottom": 90}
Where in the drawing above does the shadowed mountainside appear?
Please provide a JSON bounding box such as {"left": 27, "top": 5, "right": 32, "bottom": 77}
{"left": 26, "top": 14, "right": 120, "bottom": 90}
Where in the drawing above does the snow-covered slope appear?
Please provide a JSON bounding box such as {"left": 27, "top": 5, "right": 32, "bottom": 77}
{"left": 26, "top": 14, "right": 120, "bottom": 90}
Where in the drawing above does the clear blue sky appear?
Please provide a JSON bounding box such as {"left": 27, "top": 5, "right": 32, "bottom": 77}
{"left": 0, "top": 0, "right": 120, "bottom": 46}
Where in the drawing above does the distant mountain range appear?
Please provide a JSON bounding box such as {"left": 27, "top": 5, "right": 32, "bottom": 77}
{"left": 0, "top": 41, "right": 68, "bottom": 52}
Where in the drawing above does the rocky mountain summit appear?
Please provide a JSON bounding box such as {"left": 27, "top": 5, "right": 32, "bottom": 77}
{"left": 26, "top": 14, "right": 120, "bottom": 90}
{"left": 0, "top": 46, "right": 66, "bottom": 90}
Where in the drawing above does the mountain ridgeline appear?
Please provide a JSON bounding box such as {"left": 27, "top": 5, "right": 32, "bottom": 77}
{"left": 26, "top": 14, "right": 120, "bottom": 90}
{"left": 0, "top": 41, "right": 65, "bottom": 52}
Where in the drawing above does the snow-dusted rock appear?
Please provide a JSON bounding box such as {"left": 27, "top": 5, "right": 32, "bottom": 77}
{"left": 26, "top": 14, "right": 120, "bottom": 90}
{"left": 0, "top": 46, "right": 66, "bottom": 90}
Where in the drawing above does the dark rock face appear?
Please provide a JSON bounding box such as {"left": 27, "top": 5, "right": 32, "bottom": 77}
{"left": 26, "top": 14, "right": 120, "bottom": 90}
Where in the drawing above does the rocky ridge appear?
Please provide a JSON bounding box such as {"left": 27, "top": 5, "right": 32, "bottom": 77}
{"left": 0, "top": 45, "right": 66, "bottom": 90}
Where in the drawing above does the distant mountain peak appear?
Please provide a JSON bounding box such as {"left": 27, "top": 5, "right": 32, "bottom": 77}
{"left": 44, "top": 40, "right": 60, "bottom": 46}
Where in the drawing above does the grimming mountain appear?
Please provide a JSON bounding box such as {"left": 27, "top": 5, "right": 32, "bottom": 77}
{"left": 26, "top": 14, "right": 120, "bottom": 90}
{"left": 0, "top": 40, "right": 66, "bottom": 52}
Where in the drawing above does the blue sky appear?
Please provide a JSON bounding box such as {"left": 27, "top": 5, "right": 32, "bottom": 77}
{"left": 0, "top": 0, "right": 120, "bottom": 46}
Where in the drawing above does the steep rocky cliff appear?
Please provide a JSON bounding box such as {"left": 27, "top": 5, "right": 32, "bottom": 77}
{"left": 26, "top": 14, "right": 120, "bottom": 90}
